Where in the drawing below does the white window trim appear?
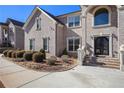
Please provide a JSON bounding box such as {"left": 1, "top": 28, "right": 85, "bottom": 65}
{"left": 67, "top": 37, "right": 80, "bottom": 52}
{"left": 43, "top": 37, "right": 49, "bottom": 52}
{"left": 92, "top": 34, "right": 112, "bottom": 57}
{"left": 92, "top": 6, "right": 111, "bottom": 28}
{"left": 67, "top": 15, "right": 81, "bottom": 28}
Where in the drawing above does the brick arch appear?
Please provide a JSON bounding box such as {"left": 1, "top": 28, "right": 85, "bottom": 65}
{"left": 82, "top": 5, "right": 119, "bottom": 17}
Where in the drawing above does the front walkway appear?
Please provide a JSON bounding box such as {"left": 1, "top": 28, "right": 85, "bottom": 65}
{"left": 1, "top": 54, "right": 124, "bottom": 88}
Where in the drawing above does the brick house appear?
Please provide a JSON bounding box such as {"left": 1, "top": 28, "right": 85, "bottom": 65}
{"left": 0, "top": 18, "right": 24, "bottom": 49}
{"left": 24, "top": 5, "right": 124, "bottom": 67}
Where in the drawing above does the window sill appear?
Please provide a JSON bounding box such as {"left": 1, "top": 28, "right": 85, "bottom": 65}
{"left": 67, "top": 51, "right": 77, "bottom": 53}
{"left": 93, "top": 24, "right": 111, "bottom": 28}
{"left": 36, "top": 29, "right": 41, "bottom": 31}
{"left": 45, "top": 50, "right": 49, "bottom": 53}
{"left": 67, "top": 26, "right": 81, "bottom": 29}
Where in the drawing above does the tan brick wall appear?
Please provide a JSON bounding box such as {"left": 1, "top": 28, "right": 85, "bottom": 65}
{"left": 15, "top": 26, "right": 24, "bottom": 49}
{"left": 81, "top": 5, "right": 118, "bottom": 57}
{"left": 57, "top": 11, "right": 82, "bottom": 57}
{"left": 25, "top": 9, "right": 57, "bottom": 56}
{"left": 119, "top": 8, "right": 124, "bottom": 49}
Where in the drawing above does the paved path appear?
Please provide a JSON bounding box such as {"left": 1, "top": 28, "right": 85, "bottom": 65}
{"left": 1, "top": 54, "right": 124, "bottom": 88}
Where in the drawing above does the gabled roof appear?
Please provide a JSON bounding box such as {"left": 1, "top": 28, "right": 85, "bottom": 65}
{"left": 7, "top": 18, "right": 24, "bottom": 27}
{"left": 23, "top": 6, "right": 64, "bottom": 29}
{"left": 41, "top": 9, "right": 65, "bottom": 25}
{"left": 0, "top": 22, "right": 8, "bottom": 26}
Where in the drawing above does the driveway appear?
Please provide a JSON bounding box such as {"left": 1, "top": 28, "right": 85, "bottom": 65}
{"left": 1, "top": 54, "right": 124, "bottom": 88}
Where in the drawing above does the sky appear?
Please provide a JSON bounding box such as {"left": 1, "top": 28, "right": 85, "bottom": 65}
{"left": 0, "top": 5, "right": 80, "bottom": 23}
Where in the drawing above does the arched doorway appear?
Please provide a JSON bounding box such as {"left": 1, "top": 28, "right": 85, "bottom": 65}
{"left": 94, "top": 36, "right": 109, "bottom": 55}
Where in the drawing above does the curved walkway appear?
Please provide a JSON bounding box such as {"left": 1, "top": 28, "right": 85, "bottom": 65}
{"left": 1, "top": 54, "right": 124, "bottom": 88}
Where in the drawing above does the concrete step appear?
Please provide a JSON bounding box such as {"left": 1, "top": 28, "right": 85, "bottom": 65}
{"left": 101, "top": 62, "right": 120, "bottom": 66}
{"left": 84, "top": 56, "right": 120, "bottom": 69}
{"left": 100, "top": 64, "right": 120, "bottom": 69}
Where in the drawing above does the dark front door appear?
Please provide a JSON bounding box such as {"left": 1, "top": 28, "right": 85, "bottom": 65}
{"left": 94, "top": 36, "right": 109, "bottom": 55}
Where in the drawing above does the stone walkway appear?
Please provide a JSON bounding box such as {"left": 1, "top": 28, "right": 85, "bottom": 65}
{"left": 1, "top": 54, "right": 124, "bottom": 88}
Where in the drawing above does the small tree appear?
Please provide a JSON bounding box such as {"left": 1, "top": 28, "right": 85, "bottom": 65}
{"left": 39, "top": 49, "right": 46, "bottom": 59}
{"left": 62, "top": 48, "right": 68, "bottom": 55}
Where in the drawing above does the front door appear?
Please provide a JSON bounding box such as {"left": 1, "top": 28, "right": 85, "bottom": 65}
{"left": 94, "top": 36, "right": 109, "bottom": 56}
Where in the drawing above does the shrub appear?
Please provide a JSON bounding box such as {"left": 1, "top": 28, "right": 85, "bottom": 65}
{"left": 7, "top": 50, "right": 13, "bottom": 58}
{"left": 47, "top": 56, "right": 57, "bottom": 65}
{"left": 16, "top": 50, "right": 25, "bottom": 58}
{"left": 62, "top": 48, "right": 68, "bottom": 55}
{"left": 3, "top": 50, "right": 9, "bottom": 57}
{"left": 23, "top": 51, "right": 34, "bottom": 61}
{"left": 11, "top": 50, "right": 17, "bottom": 58}
{"left": 61, "top": 55, "right": 69, "bottom": 63}
{"left": 0, "top": 48, "right": 10, "bottom": 53}
{"left": 39, "top": 49, "right": 46, "bottom": 59}
{"left": 32, "top": 52, "right": 44, "bottom": 62}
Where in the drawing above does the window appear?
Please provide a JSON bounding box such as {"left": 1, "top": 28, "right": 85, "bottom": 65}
{"left": 94, "top": 8, "right": 109, "bottom": 26}
{"left": 43, "top": 38, "right": 49, "bottom": 51}
{"left": 4, "top": 29, "right": 7, "bottom": 34}
{"left": 3, "top": 29, "right": 8, "bottom": 38}
{"left": 36, "top": 17, "right": 41, "bottom": 30}
{"left": 68, "top": 16, "right": 80, "bottom": 27}
{"left": 67, "top": 37, "right": 80, "bottom": 52}
{"left": 29, "top": 39, "right": 35, "bottom": 50}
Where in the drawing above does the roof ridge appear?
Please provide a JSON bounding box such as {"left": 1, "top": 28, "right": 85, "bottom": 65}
{"left": 39, "top": 7, "right": 65, "bottom": 25}
{"left": 7, "top": 18, "right": 24, "bottom": 27}
{"left": 7, "top": 18, "right": 24, "bottom": 24}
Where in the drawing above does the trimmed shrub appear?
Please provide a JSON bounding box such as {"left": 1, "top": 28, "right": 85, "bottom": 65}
{"left": 7, "top": 50, "right": 13, "bottom": 58}
{"left": 3, "top": 50, "right": 9, "bottom": 57}
{"left": 0, "top": 48, "right": 11, "bottom": 53}
{"left": 23, "top": 51, "right": 34, "bottom": 61}
{"left": 47, "top": 56, "right": 57, "bottom": 65}
{"left": 11, "top": 50, "right": 17, "bottom": 58}
{"left": 61, "top": 55, "right": 69, "bottom": 63}
{"left": 16, "top": 50, "right": 25, "bottom": 58}
{"left": 32, "top": 52, "right": 44, "bottom": 62}
{"left": 39, "top": 49, "right": 46, "bottom": 59}
{"left": 62, "top": 48, "right": 68, "bottom": 55}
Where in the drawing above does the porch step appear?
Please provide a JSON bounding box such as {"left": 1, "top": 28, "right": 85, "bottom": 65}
{"left": 100, "top": 64, "right": 120, "bottom": 69}
{"left": 84, "top": 56, "right": 120, "bottom": 69}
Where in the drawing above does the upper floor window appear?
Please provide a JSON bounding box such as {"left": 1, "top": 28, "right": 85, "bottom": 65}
{"left": 4, "top": 29, "right": 7, "bottom": 35}
{"left": 36, "top": 17, "right": 41, "bottom": 30}
{"left": 3, "top": 29, "right": 8, "bottom": 38}
{"left": 68, "top": 15, "right": 80, "bottom": 27}
{"left": 94, "top": 8, "right": 109, "bottom": 26}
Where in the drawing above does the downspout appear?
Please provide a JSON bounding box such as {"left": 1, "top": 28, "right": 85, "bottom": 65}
{"left": 55, "top": 22, "right": 58, "bottom": 56}
{"left": 117, "top": 7, "right": 120, "bottom": 59}
{"left": 85, "top": 15, "right": 87, "bottom": 56}
{"left": 83, "top": 12, "right": 87, "bottom": 56}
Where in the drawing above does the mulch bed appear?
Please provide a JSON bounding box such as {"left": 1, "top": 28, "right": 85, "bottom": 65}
{"left": 2, "top": 56, "right": 78, "bottom": 72}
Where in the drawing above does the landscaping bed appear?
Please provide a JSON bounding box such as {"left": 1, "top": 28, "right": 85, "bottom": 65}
{"left": 2, "top": 49, "right": 77, "bottom": 72}
{"left": 13, "top": 59, "right": 77, "bottom": 72}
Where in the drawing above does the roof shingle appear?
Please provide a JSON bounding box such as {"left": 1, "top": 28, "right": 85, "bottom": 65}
{"left": 7, "top": 18, "right": 24, "bottom": 27}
